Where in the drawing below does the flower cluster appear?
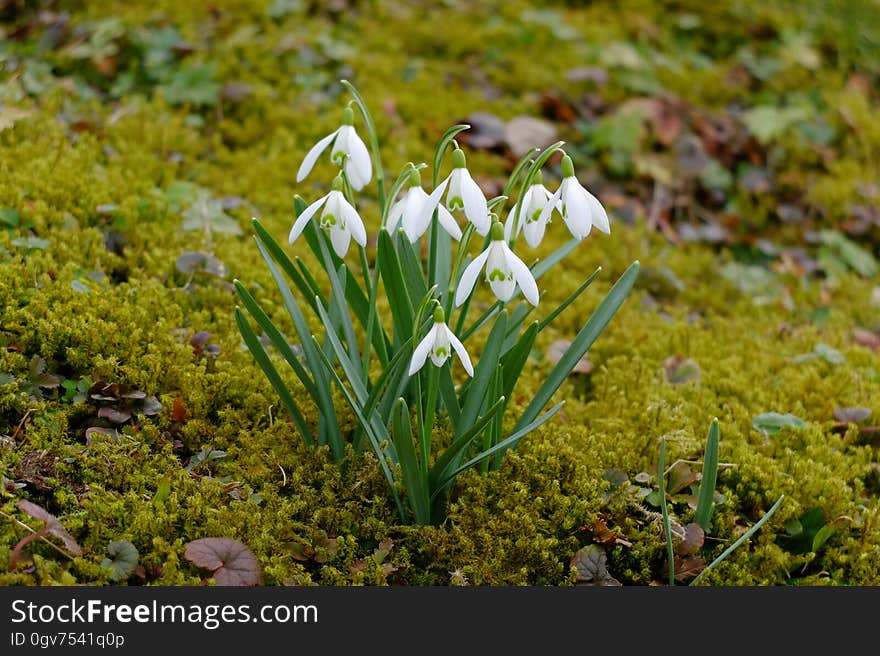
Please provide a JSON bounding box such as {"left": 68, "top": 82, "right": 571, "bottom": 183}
{"left": 291, "top": 108, "right": 611, "bottom": 377}
{"left": 236, "top": 82, "right": 637, "bottom": 525}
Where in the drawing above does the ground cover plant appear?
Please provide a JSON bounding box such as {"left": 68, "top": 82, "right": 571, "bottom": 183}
{"left": 1, "top": 0, "right": 880, "bottom": 586}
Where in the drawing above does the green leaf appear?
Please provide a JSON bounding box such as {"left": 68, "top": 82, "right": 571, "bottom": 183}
{"left": 378, "top": 229, "right": 415, "bottom": 344}
{"left": 458, "top": 311, "right": 508, "bottom": 434}
{"left": 536, "top": 266, "right": 602, "bottom": 332}
{"left": 752, "top": 412, "right": 806, "bottom": 436}
{"left": 392, "top": 398, "right": 430, "bottom": 524}
{"left": 515, "top": 261, "right": 639, "bottom": 433}
{"left": 658, "top": 439, "right": 676, "bottom": 586}
{"left": 160, "top": 63, "right": 220, "bottom": 106}
{"left": 252, "top": 235, "right": 341, "bottom": 457}
{"left": 434, "top": 401, "right": 565, "bottom": 494}
{"left": 235, "top": 307, "right": 314, "bottom": 447}
{"left": 313, "top": 296, "right": 368, "bottom": 403}
{"left": 742, "top": 105, "right": 809, "bottom": 144}
{"left": 101, "top": 540, "right": 139, "bottom": 582}
{"left": 0, "top": 207, "right": 20, "bottom": 229}
{"left": 428, "top": 395, "right": 507, "bottom": 491}
{"left": 310, "top": 336, "right": 406, "bottom": 521}
{"left": 691, "top": 496, "right": 785, "bottom": 586}
{"left": 694, "top": 418, "right": 720, "bottom": 531}
{"left": 234, "top": 280, "right": 320, "bottom": 402}
{"left": 499, "top": 321, "right": 538, "bottom": 401}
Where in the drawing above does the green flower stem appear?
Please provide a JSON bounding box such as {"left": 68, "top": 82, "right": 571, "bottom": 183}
{"left": 508, "top": 141, "right": 566, "bottom": 249}
{"left": 341, "top": 79, "right": 387, "bottom": 213}
{"left": 690, "top": 495, "right": 785, "bottom": 586}
{"left": 421, "top": 364, "right": 440, "bottom": 478}
{"left": 658, "top": 438, "right": 675, "bottom": 587}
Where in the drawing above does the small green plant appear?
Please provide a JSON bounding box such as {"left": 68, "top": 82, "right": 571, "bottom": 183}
{"left": 235, "top": 80, "right": 638, "bottom": 525}
{"left": 658, "top": 419, "right": 785, "bottom": 586}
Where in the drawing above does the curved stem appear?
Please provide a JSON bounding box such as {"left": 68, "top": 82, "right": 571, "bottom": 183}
{"left": 341, "top": 79, "right": 387, "bottom": 213}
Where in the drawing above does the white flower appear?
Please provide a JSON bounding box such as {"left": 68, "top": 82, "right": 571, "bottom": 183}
{"left": 288, "top": 180, "right": 367, "bottom": 258}
{"left": 436, "top": 148, "right": 490, "bottom": 236}
{"left": 536, "top": 154, "right": 610, "bottom": 240}
{"left": 386, "top": 169, "right": 462, "bottom": 243}
{"left": 296, "top": 108, "right": 372, "bottom": 191}
{"left": 503, "top": 171, "right": 560, "bottom": 248}
{"left": 454, "top": 221, "right": 539, "bottom": 307}
{"left": 409, "top": 309, "right": 473, "bottom": 377}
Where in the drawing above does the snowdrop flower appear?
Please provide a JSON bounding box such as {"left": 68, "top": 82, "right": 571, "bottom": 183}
{"left": 386, "top": 168, "right": 462, "bottom": 243}
{"left": 454, "top": 221, "right": 539, "bottom": 307}
{"left": 288, "top": 175, "right": 367, "bottom": 258}
{"left": 435, "top": 148, "right": 490, "bottom": 236}
{"left": 536, "top": 154, "right": 610, "bottom": 240}
{"left": 296, "top": 107, "right": 372, "bottom": 191}
{"left": 503, "top": 169, "right": 560, "bottom": 248}
{"left": 409, "top": 306, "right": 473, "bottom": 377}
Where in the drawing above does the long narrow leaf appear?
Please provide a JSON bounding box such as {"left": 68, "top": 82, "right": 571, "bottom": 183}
{"left": 434, "top": 401, "right": 565, "bottom": 494}
{"left": 234, "top": 280, "right": 320, "bottom": 402}
{"left": 537, "top": 266, "right": 602, "bottom": 332}
{"left": 378, "top": 229, "right": 415, "bottom": 344}
{"left": 392, "top": 398, "right": 430, "bottom": 524}
{"left": 428, "top": 395, "right": 507, "bottom": 490}
{"left": 690, "top": 495, "right": 785, "bottom": 586}
{"left": 514, "top": 260, "right": 639, "bottom": 433}
{"left": 310, "top": 336, "right": 405, "bottom": 520}
{"left": 253, "top": 234, "right": 343, "bottom": 459}
{"left": 234, "top": 308, "right": 314, "bottom": 447}
{"left": 313, "top": 297, "right": 368, "bottom": 403}
{"left": 694, "top": 418, "right": 721, "bottom": 531}
{"left": 457, "top": 311, "right": 508, "bottom": 435}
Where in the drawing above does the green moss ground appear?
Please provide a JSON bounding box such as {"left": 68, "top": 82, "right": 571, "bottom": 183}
{"left": 1, "top": 0, "right": 879, "bottom": 585}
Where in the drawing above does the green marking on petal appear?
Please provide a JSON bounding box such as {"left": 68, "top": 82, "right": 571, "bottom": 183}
{"left": 488, "top": 268, "right": 508, "bottom": 282}
{"left": 321, "top": 213, "right": 337, "bottom": 228}
{"left": 449, "top": 196, "right": 464, "bottom": 210}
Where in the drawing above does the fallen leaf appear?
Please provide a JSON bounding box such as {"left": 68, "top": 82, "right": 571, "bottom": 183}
{"left": 572, "top": 544, "right": 615, "bottom": 583}
{"left": 833, "top": 407, "right": 871, "bottom": 424}
{"left": 175, "top": 251, "right": 227, "bottom": 277}
{"left": 852, "top": 327, "right": 880, "bottom": 351}
{"left": 752, "top": 412, "right": 806, "bottom": 436}
{"left": 184, "top": 537, "right": 262, "bottom": 586}
{"left": 676, "top": 523, "right": 705, "bottom": 556}
{"left": 546, "top": 340, "right": 592, "bottom": 374}
{"left": 663, "top": 355, "right": 701, "bottom": 385}
{"left": 101, "top": 540, "right": 139, "bottom": 582}
{"left": 16, "top": 500, "right": 82, "bottom": 556}
{"left": 459, "top": 112, "right": 506, "bottom": 150}
{"left": 503, "top": 115, "right": 558, "bottom": 157}
{"left": 667, "top": 461, "right": 699, "bottom": 495}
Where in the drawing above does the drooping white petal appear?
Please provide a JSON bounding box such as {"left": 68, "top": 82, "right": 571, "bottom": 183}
{"left": 523, "top": 214, "right": 547, "bottom": 249}
{"left": 409, "top": 324, "right": 439, "bottom": 375}
{"left": 444, "top": 325, "right": 474, "bottom": 377}
{"left": 584, "top": 188, "right": 610, "bottom": 234}
{"left": 340, "top": 197, "right": 367, "bottom": 247}
{"left": 345, "top": 127, "right": 372, "bottom": 190}
{"left": 561, "top": 179, "right": 592, "bottom": 240}
{"left": 289, "top": 193, "right": 329, "bottom": 243}
{"left": 454, "top": 247, "right": 491, "bottom": 307}
{"left": 485, "top": 241, "right": 516, "bottom": 302}
{"left": 296, "top": 129, "right": 339, "bottom": 183}
{"left": 402, "top": 188, "right": 431, "bottom": 243}
{"left": 429, "top": 325, "right": 451, "bottom": 368}
{"left": 459, "top": 170, "right": 490, "bottom": 235}
{"left": 386, "top": 197, "right": 406, "bottom": 233}
{"left": 535, "top": 183, "right": 563, "bottom": 232}
{"left": 410, "top": 177, "right": 451, "bottom": 241}
{"left": 329, "top": 223, "right": 351, "bottom": 258}
{"left": 501, "top": 242, "right": 539, "bottom": 306}
{"left": 436, "top": 204, "right": 462, "bottom": 241}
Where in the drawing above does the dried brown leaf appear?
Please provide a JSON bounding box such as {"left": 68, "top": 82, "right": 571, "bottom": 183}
{"left": 834, "top": 407, "right": 872, "bottom": 424}
{"left": 667, "top": 461, "right": 699, "bottom": 495}
{"left": 184, "top": 538, "right": 262, "bottom": 586}
{"left": 676, "top": 523, "right": 705, "bottom": 556}
{"left": 16, "top": 500, "right": 82, "bottom": 556}
{"left": 547, "top": 340, "right": 593, "bottom": 374}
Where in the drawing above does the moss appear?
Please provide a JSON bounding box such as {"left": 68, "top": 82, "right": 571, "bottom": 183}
{"left": 2, "top": 0, "right": 879, "bottom": 586}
